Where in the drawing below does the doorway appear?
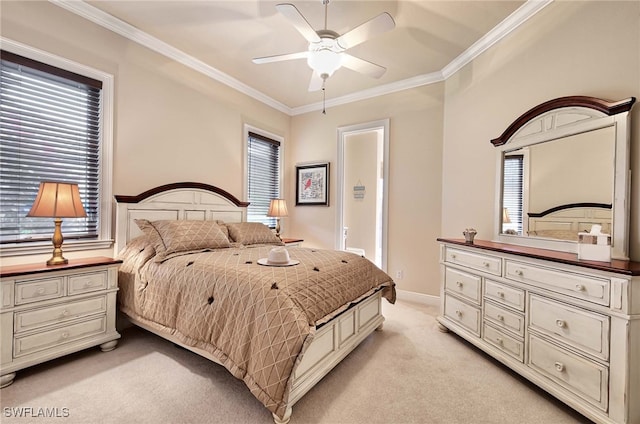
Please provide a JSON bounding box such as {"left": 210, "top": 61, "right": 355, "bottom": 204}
{"left": 336, "top": 119, "right": 389, "bottom": 270}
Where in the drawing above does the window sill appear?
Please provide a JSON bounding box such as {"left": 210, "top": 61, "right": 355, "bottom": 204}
{"left": 0, "top": 239, "right": 114, "bottom": 258}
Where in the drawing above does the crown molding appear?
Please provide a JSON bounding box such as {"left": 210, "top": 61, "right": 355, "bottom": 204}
{"left": 49, "top": 0, "right": 552, "bottom": 116}
{"left": 49, "top": 0, "right": 293, "bottom": 115}
{"left": 442, "top": 0, "right": 553, "bottom": 79}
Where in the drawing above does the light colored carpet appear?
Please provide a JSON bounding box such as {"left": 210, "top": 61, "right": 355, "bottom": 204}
{"left": 1, "top": 300, "right": 593, "bottom": 424}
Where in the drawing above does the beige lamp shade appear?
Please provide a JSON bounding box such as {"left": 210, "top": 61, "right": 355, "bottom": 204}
{"left": 27, "top": 182, "right": 87, "bottom": 266}
{"left": 27, "top": 182, "right": 87, "bottom": 218}
{"left": 502, "top": 207, "right": 512, "bottom": 224}
{"left": 267, "top": 199, "right": 288, "bottom": 218}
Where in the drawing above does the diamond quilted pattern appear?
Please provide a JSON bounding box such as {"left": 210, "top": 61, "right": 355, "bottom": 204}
{"left": 118, "top": 244, "right": 395, "bottom": 419}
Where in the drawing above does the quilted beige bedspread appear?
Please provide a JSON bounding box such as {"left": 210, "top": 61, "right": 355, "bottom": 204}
{"left": 118, "top": 238, "right": 395, "bottom": 419}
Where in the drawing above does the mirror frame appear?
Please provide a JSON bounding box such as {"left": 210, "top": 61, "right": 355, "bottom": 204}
{"left": 492, "top": 96, "right": 636, "bottom": 260}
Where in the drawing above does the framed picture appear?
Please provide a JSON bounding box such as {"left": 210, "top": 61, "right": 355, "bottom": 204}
{"left": 296, "top": 162, "right": 329, "bottom": 206}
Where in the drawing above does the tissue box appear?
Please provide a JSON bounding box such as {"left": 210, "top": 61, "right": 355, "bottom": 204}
{"left": 577, "top": 232, "right": 611, "bottom": 262}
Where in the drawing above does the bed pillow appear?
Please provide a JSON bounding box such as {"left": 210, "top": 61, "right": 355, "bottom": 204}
{"left": 135, "top": 219, "right": 231, "bottom": 261}
{"left": 225, "top": 222, "right": 284, "bottom": 246}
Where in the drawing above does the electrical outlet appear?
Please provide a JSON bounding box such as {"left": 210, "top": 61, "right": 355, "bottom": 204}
{"left": 395, "top": 270, "right": 403, "bottom": 279}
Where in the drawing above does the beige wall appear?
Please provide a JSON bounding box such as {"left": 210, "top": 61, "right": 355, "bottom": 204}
{"left": 1, "top": 1, "right": 290, "bottom": 265}
{"left": 2, "top": 1, "right": 638, "bottom": 297}
{"left": 289, "top": 85, "right": 445, "bottom": 296}
{"left": 442, "top": 0, "right": 640, "bottom": 267}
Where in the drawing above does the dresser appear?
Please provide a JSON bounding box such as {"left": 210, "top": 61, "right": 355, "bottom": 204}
{"left": 0, "top": 257, "right": 121, "bottom": 388}
{"left": 437, "top": 238, "right": 640, "bottom": 424}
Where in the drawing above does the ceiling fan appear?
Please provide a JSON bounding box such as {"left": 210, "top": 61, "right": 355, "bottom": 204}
{"left": 252, "top": 1, "right": 395, "bottom": 92}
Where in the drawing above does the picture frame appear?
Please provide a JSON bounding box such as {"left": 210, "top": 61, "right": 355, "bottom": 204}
{"left": 296, "top": 162, "right": 329, "bottom": 206}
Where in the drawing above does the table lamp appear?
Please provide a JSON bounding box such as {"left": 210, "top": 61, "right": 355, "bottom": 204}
{"left": 267, "top": 199, "right": 288, "bottom": 239}
{"left": 27, "top": 181, "right": 87, "bottom": 266}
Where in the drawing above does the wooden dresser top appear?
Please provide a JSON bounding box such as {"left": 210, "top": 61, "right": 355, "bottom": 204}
{"left": 0, "top": 257, "right": 122, "bottom": 278}
{"left": 437, "top": 238, "right": 640, "bottom": 276}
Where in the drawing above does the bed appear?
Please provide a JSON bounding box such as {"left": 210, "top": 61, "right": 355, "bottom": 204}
{"left": 114, "top": 182, "right": 395, "bottom": 423}
{"left": 527, "top": 202, "right": 612, "bottom": 241}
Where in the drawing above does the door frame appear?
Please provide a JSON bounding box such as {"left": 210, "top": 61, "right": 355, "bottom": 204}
{"left": 336, "top": 119, "right": 389, "bottom": 271}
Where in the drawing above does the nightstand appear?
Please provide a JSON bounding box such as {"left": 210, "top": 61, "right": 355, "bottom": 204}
{"left": 0, "top": 257, "right": 122, "bottom": 388}
{"left": 281, "top": 238, "right": 304, "bottom": 247}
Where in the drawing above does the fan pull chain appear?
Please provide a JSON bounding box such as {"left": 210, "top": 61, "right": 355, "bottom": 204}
{"left": 322, "top": 86, "right": 326, "bottom": 115}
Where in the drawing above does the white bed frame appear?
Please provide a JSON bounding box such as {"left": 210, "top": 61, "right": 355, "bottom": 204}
{"left": 114, "top": 182, "right": 385, "bottom": 424}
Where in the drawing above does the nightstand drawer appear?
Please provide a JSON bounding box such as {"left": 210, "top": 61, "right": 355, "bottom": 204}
{"left": 14, "top": 316, "right": 107, "bottom": 358}
{"left": 444, "top": 294, "right": 480, "bottom": 336}
{"left": 15, "top": 277, "right": 64, "bottom": 305}
{"left": 484, "top": 280, "right": 525, "bottom": 311}
{"left": 483, "top": 323, "right": 524, "bottom": 362}
{"left": 68, "top": 271, "right": 107, "bottom": 295}
{"left": 14, "top": 296, "right": 107, "bottom": 333}
{"left": 529, "top": 295, "right": 609, "bottom": 360}
{"left": 528, "top": 334, "right": 608, "bottom": 411}
{"left": 445, "top": 267, "right": 481, "bottom": 304}
{"left": 484, "top": 301, "right": 524, "bottom": 337}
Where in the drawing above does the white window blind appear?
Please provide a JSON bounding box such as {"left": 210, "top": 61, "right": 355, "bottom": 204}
{"left": 0, "top": 50, "right": 102, "bottom": 244}
{"left": 247, "top": 131, "right": 280, "bottom": 227}
{"left": 502, "top": 154, "right": 524, "bottom": 234}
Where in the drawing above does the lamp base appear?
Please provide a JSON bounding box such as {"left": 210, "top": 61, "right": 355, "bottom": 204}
{"left": 47, "top": 218, "right": 68, "bottom": 266}
{"left": 46, "top": 254, "right": 68, "bottom": 266}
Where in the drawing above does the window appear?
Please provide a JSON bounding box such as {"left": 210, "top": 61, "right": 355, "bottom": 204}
{"left": 0, "top": 43, "right": 113, "bottom": 255}
{"left": 246, "top": 130, "right": 281, "bottom": 227}
{"left": 502, "top": 154, "right": 524, "bottom": 234}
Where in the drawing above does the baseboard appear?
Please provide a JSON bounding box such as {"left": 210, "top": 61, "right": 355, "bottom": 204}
{"left": 395, "top": 289, "right": 439, "bottom": 307}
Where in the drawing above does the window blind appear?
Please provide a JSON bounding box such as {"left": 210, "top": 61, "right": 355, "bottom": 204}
{"left": 0, "top": 50, "right": 102, "bottom": 243}
{"left": 502, "top": 154, "right": 524, "bottom": 234}
{"left": 247, "top": 131, "right": 280, "bottom": 227}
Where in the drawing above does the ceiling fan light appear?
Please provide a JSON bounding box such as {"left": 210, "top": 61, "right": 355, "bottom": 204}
{"left": 307, "top": 49, "right": 343, "bottom": 78}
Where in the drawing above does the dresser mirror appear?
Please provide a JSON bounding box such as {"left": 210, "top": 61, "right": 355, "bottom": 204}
{"left": 492, "top": 96, "right": 635, "bottom": 260}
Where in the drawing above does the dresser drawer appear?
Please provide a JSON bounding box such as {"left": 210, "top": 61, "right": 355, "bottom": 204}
{"left": 68, "top": 271, "right": 107, "bottom": 295}
{"left": 445, "top": 268, "right": 481, "bottom": 304}
{"left": 14, "top": 296, "right": 107, "bottom": 333}
{"left": 528, "top": 334, "right": 608, "bottom": 411}
{"left": 14, "top": 316, "right": 107, "bottom": 358}
{"left": 15, "top": 277, "right": 64, "bottom": 305}
{"left": 529, "top": 295, "right": 609, "bottom": 360}
{"left": 505, "top": 261, "right": 609, "bottom": 306}
{"left": 444, "top": 294, "right": 480, "bottom": 336}
{"left": 484, "top": 280, "right": 525, "bottom": 311}
{"left": 483, "top": 323, "right": 524, "bottom": 362}
{"left": 484, "top": 300, "right": 525, "bottom": 337}
{"left": 444, "top": 247, "right": 501, "bottom": 276}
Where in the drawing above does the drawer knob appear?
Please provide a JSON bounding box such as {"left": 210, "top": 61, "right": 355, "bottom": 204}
{"left": 36, "top": 287, "right": 45, "bottom": 295}
{"left": 496, "top": 337, "right": 503, "bottom": 345}
{"left": 61, "top": 310, "right": 69, "bottom": 317}
{"left": 482, "top": 261, "right": 490, "bottom": 267}
{"left": 85, "top": 281, "right": 93, "bottom": 287}
{"left": 514, "top": 269, "right": 524, "bottom": 276}
{"left": 575, "top": 284, "right": 584, "bottom": 292}
{"left": 455, "top": 310, "right": 463, "bottom": 317}
{"left": 61, "top": 331, "right": 69, "bottom": 339}
{"left": 451, "top": 254, "right": 457, "bottom": 259}
{"left": 456, "top": 281, "right": 463, "bottom": 288}
{"left": 554, "top": 362, "right": 565, "bottom": 372}
{"left": 555, "top": 319, "right": 566, "bottom": 328}
{"left": 497, "top": 314, "right": 504, "bottom": 321}
{"left": 496, "top": 291, "right": 505, "bottom": 298}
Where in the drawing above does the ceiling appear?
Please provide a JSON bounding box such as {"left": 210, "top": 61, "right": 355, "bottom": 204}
{"left": 58, "top": 1, "right": 548, "bottom": 114}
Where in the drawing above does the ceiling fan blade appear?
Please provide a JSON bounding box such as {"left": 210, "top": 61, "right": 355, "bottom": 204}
{"left": 336, "top": 12, "right": 395, "bottom": 50}
{"left": 252, "top": 51, "right": 308, "bottom": 64}
{"left": 276, "top": 3, "right": 321, "bottom": 43}
{"left": 308, "top": 71, "right": 324, "bottom": 92}
{"left": 341, "top": 54, "right": 387, "bottom": 78}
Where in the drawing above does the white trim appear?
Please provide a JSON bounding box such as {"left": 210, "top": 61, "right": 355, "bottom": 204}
{"left": 395, "top": 289, "right": 439, "bottom": 307}
{"left": 0, "top": 37, "right": 114, "bottom": 258}
{"left": 48, "top": 0, "right": 551, "bottom": 115}
{"left": 336, "top": 119, "right": 389, "bottom": 271}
